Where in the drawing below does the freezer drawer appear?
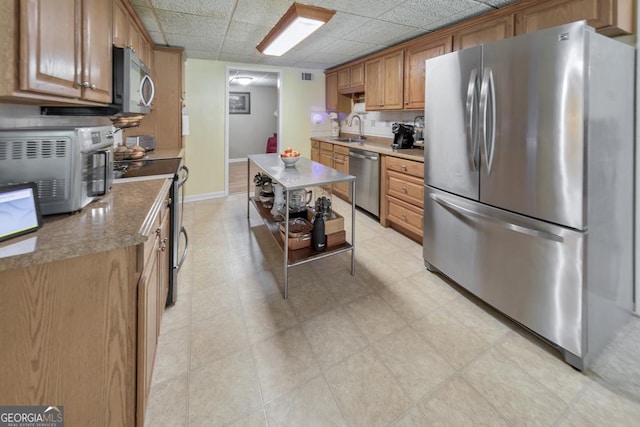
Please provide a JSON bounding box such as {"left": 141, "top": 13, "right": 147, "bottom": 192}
{"left": 423, "top": 186, "right": 584, "bottom": 358}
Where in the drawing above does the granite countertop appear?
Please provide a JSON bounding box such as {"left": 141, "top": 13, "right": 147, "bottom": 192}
{"left": 313, "top": 134, "right": 425, "bottom": 162}
{"left": 0, "top": 178, "right": 173, "bottom": 272}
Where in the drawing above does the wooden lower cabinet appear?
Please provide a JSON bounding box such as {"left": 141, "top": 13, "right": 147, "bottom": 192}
{"left": 332, "top": 145, "right": 350, "bottom": 200}
{"left": 0, "top": 192, "right": 170, "bottom": 427}
{"left": 382, "top": 155, "right": 424, "bottom": 242}
{"left": 310, "top": 139, "right": 320, "bottom": 162}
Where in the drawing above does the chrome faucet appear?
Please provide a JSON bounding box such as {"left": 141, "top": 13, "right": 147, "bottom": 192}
{"left": 347, "top": 114, "right": 365, "bottom": 140}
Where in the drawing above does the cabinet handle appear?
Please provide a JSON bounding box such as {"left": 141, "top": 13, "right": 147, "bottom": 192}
{"left": 81, "top": 81, "right": 90, "bottom": 88}
{"left": 402, "top": 186, "right": 408, "bottom": 193}
{"left": 89, "top": 83, "right": 96, "bottom": 90}
{"left": 155, "top": 227, "right": 162, "bottom": 236}
{"left": 401, "top": 165, "right": 407, "bottom": 171}
{"left": 401, "top": 213, "right": 407, "bottom": 220}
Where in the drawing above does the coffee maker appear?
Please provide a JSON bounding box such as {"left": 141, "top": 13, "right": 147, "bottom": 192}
{"left": 391, "top": 123, "right": 415, "bottom": 149}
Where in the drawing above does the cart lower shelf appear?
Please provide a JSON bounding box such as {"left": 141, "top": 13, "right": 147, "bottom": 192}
{"left": 250, "top": 198, "right": 352, "bottom": 265}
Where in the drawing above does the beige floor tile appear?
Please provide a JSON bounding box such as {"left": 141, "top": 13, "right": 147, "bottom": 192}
{"left": 227, "top": 409, "right": 268, "bottom": 427}
{"left": 442, "top": 295, "right": 511, "bottom": 344}
{"left": 242, "top": 293, "right": 298, "bottom": 344}
{"left": 343, "top": 293, "right": 407, "bottom": 342}
{"left": 558, "top": 381, "right": 640, "bottom": 427}
{"left": 152, "top": 326, "right": 190, "bottom": 386}
{"left": 189, "top": 349, "right": 262, "bottom": 427}
{"left": 389, "top": 406, "right": 429, "bottom": 426}
{"left": 191, "top": 281, "right": 241, "bottom": 321}
{"left": 418, "top": 375, "right": 508, "bottom": 426}
{"left": 320, "top": 269, "right": 374, "bottom": 304}
{"left": 160, "top": 294, "right": 191, "bottom": 335}
{"left": 408, "top": 271, "right": 460, "bottom": 308}
{"left": 287, "top": 280, "right": 338, "bottom": 321}
{"left": 325, "top": 348, "right": 412, "bottom": 427}
{"left": 462, "top": 348, "right": 566, "bottom": 425}
{"left": 144, "top": 374, "right": 188, "bottom": 427}
{"left": 497, "top": 331, "right": 589, "bottom": 404}
{"left": 265, "top": 376, "right": 347, "bottom": 426}
{"left": 373, "top": 326, "right": 455, "bottom": 401}
{"left": 190, "top": 307, "right": 249, "bottom": 369}
{"left": 235, "top": 270, "right": 283, "bottom": 304}
{"left": 252, "top": 326, "right": 321, "bottom": 402}
{"left": 378, "top": 279, "right": 439, "bottom": 323}
{"left": 412, "top": 309, "right": 490, "bottom": 370}
{"left": 301, "top": 306, "right": 369, "bottom": 369}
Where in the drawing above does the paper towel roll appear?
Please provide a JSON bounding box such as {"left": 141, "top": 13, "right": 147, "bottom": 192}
{"left": 353, "top": 102, "right": 366, "bottom": 114}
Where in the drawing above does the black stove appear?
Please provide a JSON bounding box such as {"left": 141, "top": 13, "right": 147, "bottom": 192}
{"left": 113, "top": 158, "right": 182, "bottom": 179}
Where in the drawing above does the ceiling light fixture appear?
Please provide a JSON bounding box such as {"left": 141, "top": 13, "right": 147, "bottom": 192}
{"left": 233, "top": 76, "right": 253, "bottom": 86}
{"left": 256, "top": 3, "right": 335, "bottom": 56}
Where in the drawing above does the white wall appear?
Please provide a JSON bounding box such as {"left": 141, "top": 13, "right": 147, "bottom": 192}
{"left": 228, "top": 85, "right": 277, "bottom": 159}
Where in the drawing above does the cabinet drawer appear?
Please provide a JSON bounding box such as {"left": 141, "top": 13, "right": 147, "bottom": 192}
{"left": 334, "top": 145, "right": 349, "bottom": 155}
{"left": 386, "top": 156, "right": 424, "bottom": 178}
{"left": 320, "top": 142, "right": 335, "bottom": 152}
{"left": 387, "top": 171, "right": 423, "bottom": 207}
{"left": 387, "top": 196, "right": 423, "bottom": 233}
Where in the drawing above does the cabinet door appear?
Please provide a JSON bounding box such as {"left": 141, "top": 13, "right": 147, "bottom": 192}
{"left": 515, "top": 0, "right": 632, "bottom": 36}
{"left": 325, "top": 72, "right": 339, "bottom": 111}
{"left": 404, "top": 35, "right": 452, "bottom": 110}
{"left": 349, "top": 63, "right": 365, "bottom": 88}
{"left": 332, "top": 153, "right": 350, "bottom": 200}
{"left": 320, "top": 150, "right": 333, "bottom": 168}
{"left": 128, "top": 18, "right": 141, "bottom": 55}
{"left": 157, "top": 208, "right": 170, "bottom": 324}
{"left": 364, "top": 58, "right": 383, "bottom": 110}
{"left": 20, "top": 0, "right": 82, "bottom": 98}
{"left": 382, "top": 50, "right": 404, "bottom": 110}
{"left": 453, "top": 15, "right": 514, "bottom": 51}
{"left": 137, "top": 249, "right": 158, "bottom": 424}
{"left": 81, "top": 0, "right": 112, "bottom": 103}
{"left": 112, "top": 0, "right": 129, "bottom": 48}
{"left": 337, "top": 68, "right": 350, "bottom": 90}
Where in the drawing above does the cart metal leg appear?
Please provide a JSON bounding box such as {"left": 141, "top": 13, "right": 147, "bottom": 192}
{"left": 351, "top": 179, "right": 356, "bottom": 275}
{"left": 284, "top": 189, "right": 290, "bottom": 299}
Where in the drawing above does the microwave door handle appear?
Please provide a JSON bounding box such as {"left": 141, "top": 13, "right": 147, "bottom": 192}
{"left": 140, "top": 74, "right": 155, "bottom": 107}
{"left": 96, "top": 150, "right": 108, "bottom": 196}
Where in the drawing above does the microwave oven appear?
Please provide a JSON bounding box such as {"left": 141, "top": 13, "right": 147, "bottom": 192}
{"left": 0, "top": 126, "right": 114, "bottom": 215}
{"left": 41, "top": 47, "right": 155, "bottom": 117}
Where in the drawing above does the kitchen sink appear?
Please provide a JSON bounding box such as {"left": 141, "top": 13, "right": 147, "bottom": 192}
{"left": 332, "top": 137, "right": 366, "bottom": 143}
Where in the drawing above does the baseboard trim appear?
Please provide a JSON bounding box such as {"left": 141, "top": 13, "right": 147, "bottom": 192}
{"left": 184, "top": 191, "right": 226, "bottom": 203}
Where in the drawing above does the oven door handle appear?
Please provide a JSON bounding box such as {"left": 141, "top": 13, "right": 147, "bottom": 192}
{"left": 178, "top": 165, "right": 189, "bottom": 188}
{"left": 97, "top": 150, "right": 109, "bottom": 196}
{"left": 176, "top": 226, "right": 189, "bottom": 270}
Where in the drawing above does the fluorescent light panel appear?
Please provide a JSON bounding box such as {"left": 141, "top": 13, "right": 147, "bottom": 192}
{"left": 257, "top": 3, "right": 335, "bottom": 57}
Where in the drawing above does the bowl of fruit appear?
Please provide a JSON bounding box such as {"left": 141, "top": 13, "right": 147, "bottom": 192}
{"left": 280, "top": 147, "right": 301, "bottom": 167}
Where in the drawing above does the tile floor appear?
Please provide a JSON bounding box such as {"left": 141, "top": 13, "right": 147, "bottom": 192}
{"left": 145, "top": 194, "right": 640, "bottom": 426}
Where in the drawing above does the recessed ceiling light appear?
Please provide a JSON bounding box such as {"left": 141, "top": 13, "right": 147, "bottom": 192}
{"left": 233, "top": 76, "right": 253, "bottom": 86}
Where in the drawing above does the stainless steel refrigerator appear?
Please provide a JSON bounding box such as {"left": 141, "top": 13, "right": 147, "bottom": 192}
{"left": 423, "top": 21, "right": 634, "bottom": 370}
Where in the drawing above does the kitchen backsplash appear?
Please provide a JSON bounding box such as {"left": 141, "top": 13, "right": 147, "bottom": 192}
{"left": 339, "top": 105, "right": 422, "bottom": 139}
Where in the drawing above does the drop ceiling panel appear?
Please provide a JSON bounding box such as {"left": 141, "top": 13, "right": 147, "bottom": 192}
{"left": 133, "top": 0, "right": 520, "bottom": 69}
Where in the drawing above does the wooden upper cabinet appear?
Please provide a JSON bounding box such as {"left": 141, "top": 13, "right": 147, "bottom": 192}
{"left": 20, "top": 0, "right": 112, "bottom": 102}
{"left": 515, "top": 0, "right": 633, "bottom": 36}
{"left": 325, "top": 71, "right": 350, "bottom": 112}
{"left": 337, "top": 63, "right": 365, "bottom": 94}
{"left": 453, "top": 15, "right": 514, "bottom": 51}
{"left": 81, "top": 0, "right": 112, "bottom": 103}
{"left": 20, "top": 0, "right": 82, "bottom": 98}
{"left": 404, "top": 35, "right": 452, "bottom": 110}
{"left": 365, "top": 50, "right": 403, "bottom": 110}
{"left": 113, "top": 0, "right": 129, "bottom": 48}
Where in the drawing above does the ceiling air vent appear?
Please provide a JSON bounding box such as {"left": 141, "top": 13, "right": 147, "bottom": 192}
{"left": 301, "top": 72, "right": 312, "bottom": 81}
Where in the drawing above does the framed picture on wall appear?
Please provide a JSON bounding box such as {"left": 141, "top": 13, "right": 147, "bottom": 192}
{"left": 229, "top": 92, "right": 250, "bottom": 114}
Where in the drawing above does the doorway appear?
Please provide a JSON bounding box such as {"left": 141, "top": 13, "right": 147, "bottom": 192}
{"left": 225, "top": 67, "right": 281, "bottom": 195}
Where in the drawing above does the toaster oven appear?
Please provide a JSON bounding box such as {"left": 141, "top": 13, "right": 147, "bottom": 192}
{"left": 0, "top": 126, "right": 115, "bottom": 215}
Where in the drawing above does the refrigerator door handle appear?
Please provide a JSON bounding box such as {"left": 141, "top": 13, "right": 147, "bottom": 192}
{"left": 465, "top": 69, "right": 479, "bottom": 171}
{"left": 479, "top": 68, "right": 496, "bottom": 174}
{"left": 430, "top": 193, "right": 564, "bottom": 243}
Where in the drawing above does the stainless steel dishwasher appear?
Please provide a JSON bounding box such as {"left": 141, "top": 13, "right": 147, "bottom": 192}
{"left": 349, "top": 148, "right": 380, "bottom": 218}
